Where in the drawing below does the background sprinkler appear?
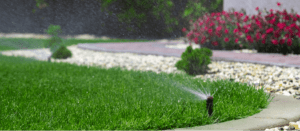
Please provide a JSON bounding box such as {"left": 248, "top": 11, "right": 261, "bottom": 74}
{"left": 206, "top": 96, "right": 213, "bottom": 117}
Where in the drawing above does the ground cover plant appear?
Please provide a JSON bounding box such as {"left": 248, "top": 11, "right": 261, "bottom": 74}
{"left": 0, "top": 37, "right": 274, "bottom": 130}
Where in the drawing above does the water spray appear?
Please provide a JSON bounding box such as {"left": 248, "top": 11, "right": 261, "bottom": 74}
{"left": 159, "top": 76, "right": 216, "bottom": 117}
{"left": 179, "top": 87, "right": 214, "bottom": 117}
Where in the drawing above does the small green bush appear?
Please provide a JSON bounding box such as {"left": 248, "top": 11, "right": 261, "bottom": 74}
{"left": 51, "top": 45, "right": 72, "bottom": 59}
{"left": 175, "top": 46, "right": 212, "bottom": 76}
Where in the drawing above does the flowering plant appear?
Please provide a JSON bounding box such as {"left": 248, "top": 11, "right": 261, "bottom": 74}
{"left": 230, "top": 2, "right": 300, "bottom": 55}
{"left": 182, "top": 9, "right": 252, "bottom": 51}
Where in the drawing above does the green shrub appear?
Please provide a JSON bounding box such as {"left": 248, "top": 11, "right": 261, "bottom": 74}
{"left": 43, "top": 24, "right": 64, "bottom": 53}
{"left": 51, "top": 45, "right": 72, "bottom": 59}
{"left": 175, "top": 46, "right": 212, "bottom": 76}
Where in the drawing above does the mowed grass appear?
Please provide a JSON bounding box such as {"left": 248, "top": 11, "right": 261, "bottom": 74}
{"left": 0, "top": 37, "right": 274, "bottom": 130}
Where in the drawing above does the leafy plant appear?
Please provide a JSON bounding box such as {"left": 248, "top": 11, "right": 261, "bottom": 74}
{"left": 235, "top": 2, "right": 300, "bottom": 55}
{"left": 175, "top": 46, "right": 212, "bottom": 76}
{"left": 182, "top": 9, "right": 248, "bottom": 51}
{"left": 43, "top": 24, "right": 64, "bottom": 53}
{"left": 51, "top": 45, "right": 72, "bottom": 59}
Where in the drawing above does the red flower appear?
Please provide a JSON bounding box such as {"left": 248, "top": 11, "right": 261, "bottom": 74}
{"left": 256, "top": 32, "right": 261, "bottom": 40}
{"left": 193, "top": 37, "right": 199, "bottom": 43}
{"left": 199, "top": 22, "right": 204, "bottom": 26}
{"left": 212, "top": 41, "right": 218, "bottom": 46}
{"left": 287, "top": 38, "right": 292, "bottom": 46}
{"left": 271, "top": 39, "right": 278, "bottom": 45}
{"left": 243, "top": 16, "right": 249, "bottom": 22}
{"left": 277, "top": 2, "right": 281, "bottom": 6}
{"left": 216, "top": 26, "right": 222, "bottom": 31}
{"left": 266, "top": 28, "right": 274, "bottom": 34}
{"left": 255, "top": 7, "right": 259, "bottom": 11}
{"left": 209, "top": 22, "right": 215, "bottom": 27}
{"left": 233, "top": 29, "right": 239, "bottom": 33}
{"left": 284, "top": 15, "right": 290, "bottom": 20}
{"left": 269, "top": 18, "right": 276, "bottom": 24}
{"left": 224, "top": 29, "right": 229, "bottom": 34}
{"left": 187, "top": 31, "right": 193, "bottom": 37}
{"left": 297, "top": 32, "right": 300, "bottom": 38}
{"left": 201, "top": 36, "right": 206, "bottom": 44}
{"left": 270, "top": 9, "right": 273, "bottom": 12}
{"left": 256, "top": 21, "right": 262, "bottom": 28}
{"left": 261, "top": 34, "right": 267, "bottom": 39}
{"left": 262, "top": 39, "right": 266, "bottom": 44}
{"left": 182, "top": 28, "right": 187, "bottom": 32}
{"left": 239, "top": 13, "right": 244, "bottom": 17}
{"left": 246, "top": 35, "right": 252, "bottom": 41}
{"left": 235, "top": 38, "right": 239, "bottom": 43}
{"left": 245, "top": 29, "right": 249, "bottom": 33}
{"left": 208, "top": 29, "right": 213, "bottom": 34}
{"left": 279, "top": 39, "right": 285, "bottom": 45}
{"left": 284, "top": 26, "right": 291, "bottom": 32}
{"left": 224, "top": 37, "right": 229, "bottom": 42}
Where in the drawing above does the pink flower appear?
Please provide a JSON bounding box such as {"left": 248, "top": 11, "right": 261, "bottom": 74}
{"left": 245, "top": 29, "right": 249, "bottom": 33}
{"left": 246, "top": 35, "right": 252, "bottom": 41}
{"left": 208, "top": 29, "right": 213, "bottom": 34}
{"left": 239, "top": 13, "right": 244, "bottom": 17}
{"left": 233, "top": 29, "right": 239, "bottom": 33}
{"left": 287, "top": 38, "right": 292, "bottom": 46}
{"left": 266, "top": 28, "right": 274, "bottom": 34}
{"left": 212, "top": 41, "right": 218, "bottom": 46}
{"left": 262, "top": 39, "right": 266, "bottom": 44}
{"left": 182, "top": 28, "right": 187, "bottom": 32}
{"left": 224, "top": 37, "right": 229, "bottom": 42}
{"left": 297, "top": 32, "right": 300, "bottom": 38}
{"left": 256, "top": 21, "right": 262, "bottom": 28}
{"left": 187, "top": 31, "right": 193, "bottom": 37}
{"left": 269, "top": 18, "right": 276, "bottom": 24}
{"left": 256, "top": 33, "right": 261, "bottom": 40}
{"left": 209, "top": 22, "right": 215, "bottom": 27}
{"left": 255, "top": 7, "right": 259, "bottom": 11}
{"left": 279, "top": 39, "right": 285, "bottom": 45}
{"left": 270, "top": 9, "right": 273, "bottom": 12}
{"left": 235, "top": 38, "right": 239, "bottom": 43}
{"left": 224, "top": 29, "right": 229, "bottom": 34}
{"left": 193, "top": 37, "right": 199, "bottom": 43}
{"left": 216, "top": 26, "right": 222, "bottom": 31}
{"left": 243, "top": 16, "right": 249, "bottom": 22}
{"left": 271, "top": 39, "right": 278, "bottom": 45}
{"left": 261, "top": 34, "right": 266, "bottom": 39}
{"left": 199, "top": 22, "right": 204, "bottom": 26}
{"left": 201, "top": 36, "right": 206, "bottom": 44}
{"left": 277, "top": 2, "right": 281, "bottom": 6}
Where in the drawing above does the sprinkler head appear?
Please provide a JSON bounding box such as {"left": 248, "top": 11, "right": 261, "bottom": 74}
{"left": 48, "top": 56, "right": 51, "bottom": 62}
{"left": 206, "top": 96, "right": 213, "bottom": 117}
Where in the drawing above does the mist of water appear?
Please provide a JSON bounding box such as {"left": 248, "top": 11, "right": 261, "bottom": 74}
{"left": 160, "top": 75, "right": 216, "bottom": 101}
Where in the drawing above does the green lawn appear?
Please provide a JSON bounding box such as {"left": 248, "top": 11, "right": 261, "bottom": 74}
{"left": 0, "top": 37, "right": 274, "bottom": 130}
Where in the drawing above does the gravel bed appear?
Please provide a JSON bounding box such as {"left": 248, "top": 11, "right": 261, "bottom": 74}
{"left": 1, "top": 42, "right": 300, "bottom": 131}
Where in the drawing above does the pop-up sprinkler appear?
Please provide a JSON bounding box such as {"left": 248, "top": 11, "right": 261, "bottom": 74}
{"left": 178, "top": 86, "right": 214, "bottom": 117}
{"left": 206, "top": 96, "right": 213, "bottom": 117}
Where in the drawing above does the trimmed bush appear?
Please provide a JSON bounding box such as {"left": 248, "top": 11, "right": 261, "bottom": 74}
{"left": 175, "top": 46, "right": 212, "bottom": 76}
{"left": 51, "top": 45, "right": 72, "bottom": 59}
